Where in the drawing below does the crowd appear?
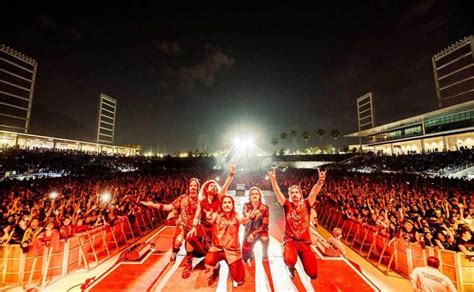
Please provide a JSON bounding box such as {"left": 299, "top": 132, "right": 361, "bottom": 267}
{"left": 340, "top": 148, "right": 473, "bottom": 175}
{"left": 316, "top": 171, "right": 473, "bottom": 256}
{"left": 0, "top": 148, "right": 472, "bottom": 260}
{"left": 0, "top": 148, "right": 139, "bottom": 180}
{"left": 0, "top": 170, "right": 215, "bottom": 251}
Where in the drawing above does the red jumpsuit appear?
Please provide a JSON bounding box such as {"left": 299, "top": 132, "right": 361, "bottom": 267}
{"left": 204, "top": 211, "right": 245, "bottom": 284}
{"left": 282, "top": 198, "right": 318, "bottom": 279}
{"left": 241, "top": 202, "right": 270, "bottom": 261}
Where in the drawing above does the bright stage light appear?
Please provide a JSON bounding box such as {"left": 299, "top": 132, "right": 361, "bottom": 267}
{"left": 232, "top": 136, "right": 255, "bottom": 150}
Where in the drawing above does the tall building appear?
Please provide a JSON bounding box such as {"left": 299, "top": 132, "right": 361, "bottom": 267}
{"left": 96, "top": 93, "right": 117, "bottom": 144}
{"left": 432, "top": 35, "right": 474, "bottom": 108}
{"left": 0, "top": 45, "right": 37, "bottom": 133}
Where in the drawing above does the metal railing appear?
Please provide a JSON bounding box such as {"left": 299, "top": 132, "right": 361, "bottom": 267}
{"left": 0, "top": 208, "right": 165, "bottom": 289}
{"left": 315, "top": 204, "right": 474, "bottom": 292}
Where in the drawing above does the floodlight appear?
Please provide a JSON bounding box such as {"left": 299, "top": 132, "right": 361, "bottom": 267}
{"left": 232, "top": 136, "right": 255, "bottom": 150}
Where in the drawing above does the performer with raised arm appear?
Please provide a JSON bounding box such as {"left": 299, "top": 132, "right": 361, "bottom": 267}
{"left": 241, "top": 187, "right": 270, "bottom": 264}
{"left": 268, "top": 167, "right": 326, "bottom": 281}
{"left": 183, "top": 165, "right": 236, "bottom": 277}
{"left": 204, "top": 195, "right": 249, "bottom": 287}
{"left": 140, "top": 178, "right": 200, "bottom": 278}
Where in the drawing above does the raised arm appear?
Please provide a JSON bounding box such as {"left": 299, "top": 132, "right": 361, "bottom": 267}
{"left": 268, "top": 169, "right": 286, "bottom": 206}
{"left": 140, "top": 201, "right": 174, "bottom": 212}
{"left": 219, "top": 165, "right": 236, "bottom": 200}
{"left": 192, "top": 203, "right": 202, "bottom": 227}
{"left": 308, "top": 169, "right": 326, "bottom": 207}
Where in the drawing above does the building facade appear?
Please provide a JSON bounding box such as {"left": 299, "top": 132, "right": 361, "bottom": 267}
{"left": 0, "top": 130, "right": 140, "bottom": 156}
{"left": 346, "top": 100, "right": 473, "bottom": 154}
{"left": 0, "top": 45, "right": 37, "bottom": 133}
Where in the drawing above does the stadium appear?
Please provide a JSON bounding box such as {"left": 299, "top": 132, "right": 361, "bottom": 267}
{"left": 0, "top": 6, "right": 473, "bottom": 292}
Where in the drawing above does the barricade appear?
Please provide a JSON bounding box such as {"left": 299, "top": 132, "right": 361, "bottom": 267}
{"left": 439, "top": 249, "right": 460, "bottom": 290}
{"left": 410, "top": 242, "right": 426, "bottom": 271}
{"left": 3, "top": 245, "right": 29, "bottom": 284}
{"left": 458, "top": 252, "right": 473, "bottom": 292}
{"left": 361, "top": 226, "right": 378, "bottom": 254}
{"left": 41, "top": 240, "right": 66, "bottom": 286}
{"left": 66, "top": 236, "right": 81, "bottom": 273}
{"left": 316, "top": 204, "right": 472, "bottom": 291}
{"left": 0, "top": 209, "right": 164, "bottom": 289}
{"left": 391, "top": 238, "right": 410, "bottom": 277}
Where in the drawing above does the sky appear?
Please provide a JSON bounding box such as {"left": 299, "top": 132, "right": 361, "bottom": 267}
{"left": 1, "top": 2, "right": 473, "bottom": 153}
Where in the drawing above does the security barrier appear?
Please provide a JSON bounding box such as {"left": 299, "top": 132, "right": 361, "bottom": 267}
{"left": 0, "top": 209, "right": 164, "bottom": 289}
{"left": 315, "top": 204, "right": 473, "bottom": 292}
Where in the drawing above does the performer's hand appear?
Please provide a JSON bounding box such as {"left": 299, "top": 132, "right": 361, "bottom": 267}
{"left": 317, "top": 169, "right": 326, "bottom": 181}
{"left": 267, "top": 169, "right": 276, "bottom": 180}
{"left": 204, "top": 209, "right": 213, "bottom": 221}
{"left": 140, "top": 201, "right": 151, "bottom": 207}
{"left": 247, "top": 233, "right": 255, "bottom": 243}
{"left": 229, "top": 165, "right": 236, "bottom": 176}
{"left": 250, "top": 209, "right": 261, "bottom": 219}
{"left": 187, "top": 227, "right": 197, "bottom": 238}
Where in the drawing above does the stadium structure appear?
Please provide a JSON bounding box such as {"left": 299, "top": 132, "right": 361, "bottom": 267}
{"left": 346, "top": 36, "right": 474, "bottom": 155}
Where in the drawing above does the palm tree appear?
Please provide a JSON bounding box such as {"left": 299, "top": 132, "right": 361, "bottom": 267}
{"left": 290, "top": 130, "right": 297, "bottom": 139}
{"left": 317, "top": 129, "right": 325, "bottom": 140}
{"left": 280, "top": 132, "right": 288, "bottom": 150}
{"left": 331, "top": 129, "right": 340, "bottom": 140}
{"left": 302, "top": 131, "right": 310, "bottom": 147}
{"left": 290, "top": 130, "right": 297, "bottom": 150}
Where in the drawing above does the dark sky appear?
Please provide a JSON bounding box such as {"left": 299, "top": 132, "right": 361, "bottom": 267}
{"left": 1, "top": 2, "right": 473, "bottom": 153}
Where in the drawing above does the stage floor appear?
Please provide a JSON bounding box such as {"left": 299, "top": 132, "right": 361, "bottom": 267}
{"left": 85, "top": 192, "right": 378, "bottom": 291}
{"left": 42, "top": 191, "right": 412, "bottom": 291}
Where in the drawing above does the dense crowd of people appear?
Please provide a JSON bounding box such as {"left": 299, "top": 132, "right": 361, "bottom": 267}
{"left": 0, "top": 148, "right": 139, "bottom": 179}
{"left": 0, "top": 170, "right": 214, "bottom": 250}
{"left": 317, "top": 172, "right": 473, "bottom": 256}
{"left": 340, "top": 148, "right": 473, "bottom": 175}
{"left": 0, "top": 148, "right": 472, "bottom": 261}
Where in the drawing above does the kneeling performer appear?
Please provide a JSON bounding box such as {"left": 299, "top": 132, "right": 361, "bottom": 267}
{"left": 242, "top": 187, "right": 270, "bottom": 264}
{"left": 205, "top": 195, "right": 249, "bottom": 287}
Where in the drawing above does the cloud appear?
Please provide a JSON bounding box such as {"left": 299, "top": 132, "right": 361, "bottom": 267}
{"left": 37, "top": 14, "right": 58, "bottom": 30}
{"left": 36, "top": 14, "right": 83, "bottom": 42}
{"left": 153, "top": 40, "right": 181, "bottom": 55}
{"left": 401, "top": 0, "right": 435, "bottom": 21}
{"left": 159, "top": 44, "right": 234, "bottom": 99}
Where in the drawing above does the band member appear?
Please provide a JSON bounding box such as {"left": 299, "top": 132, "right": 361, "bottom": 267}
{"left": 204, "top": 195, "right": 249, "bottom": 286}
{"left": 268, "top": 168, "right": 326, "bottom": 280}
{"left": 241, "top": 187, "right": 270, "bottom": 264}
{"left": 141, "top": 178, "right": 200, "bottom": 278}
{"left": 184, "top": 165, "right": 235, "bottom": 276}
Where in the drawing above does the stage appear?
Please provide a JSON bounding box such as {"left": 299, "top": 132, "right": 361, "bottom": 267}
{"left": 42, "top": 191, "right": 412, "bottom": 291}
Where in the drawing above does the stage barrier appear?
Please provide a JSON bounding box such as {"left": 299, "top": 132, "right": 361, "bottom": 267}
{"left": 315, "top": 204, "right": 473, "bottom": 292}
{"left": 0, "top": 209, "right": 164, "bottom": 289}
